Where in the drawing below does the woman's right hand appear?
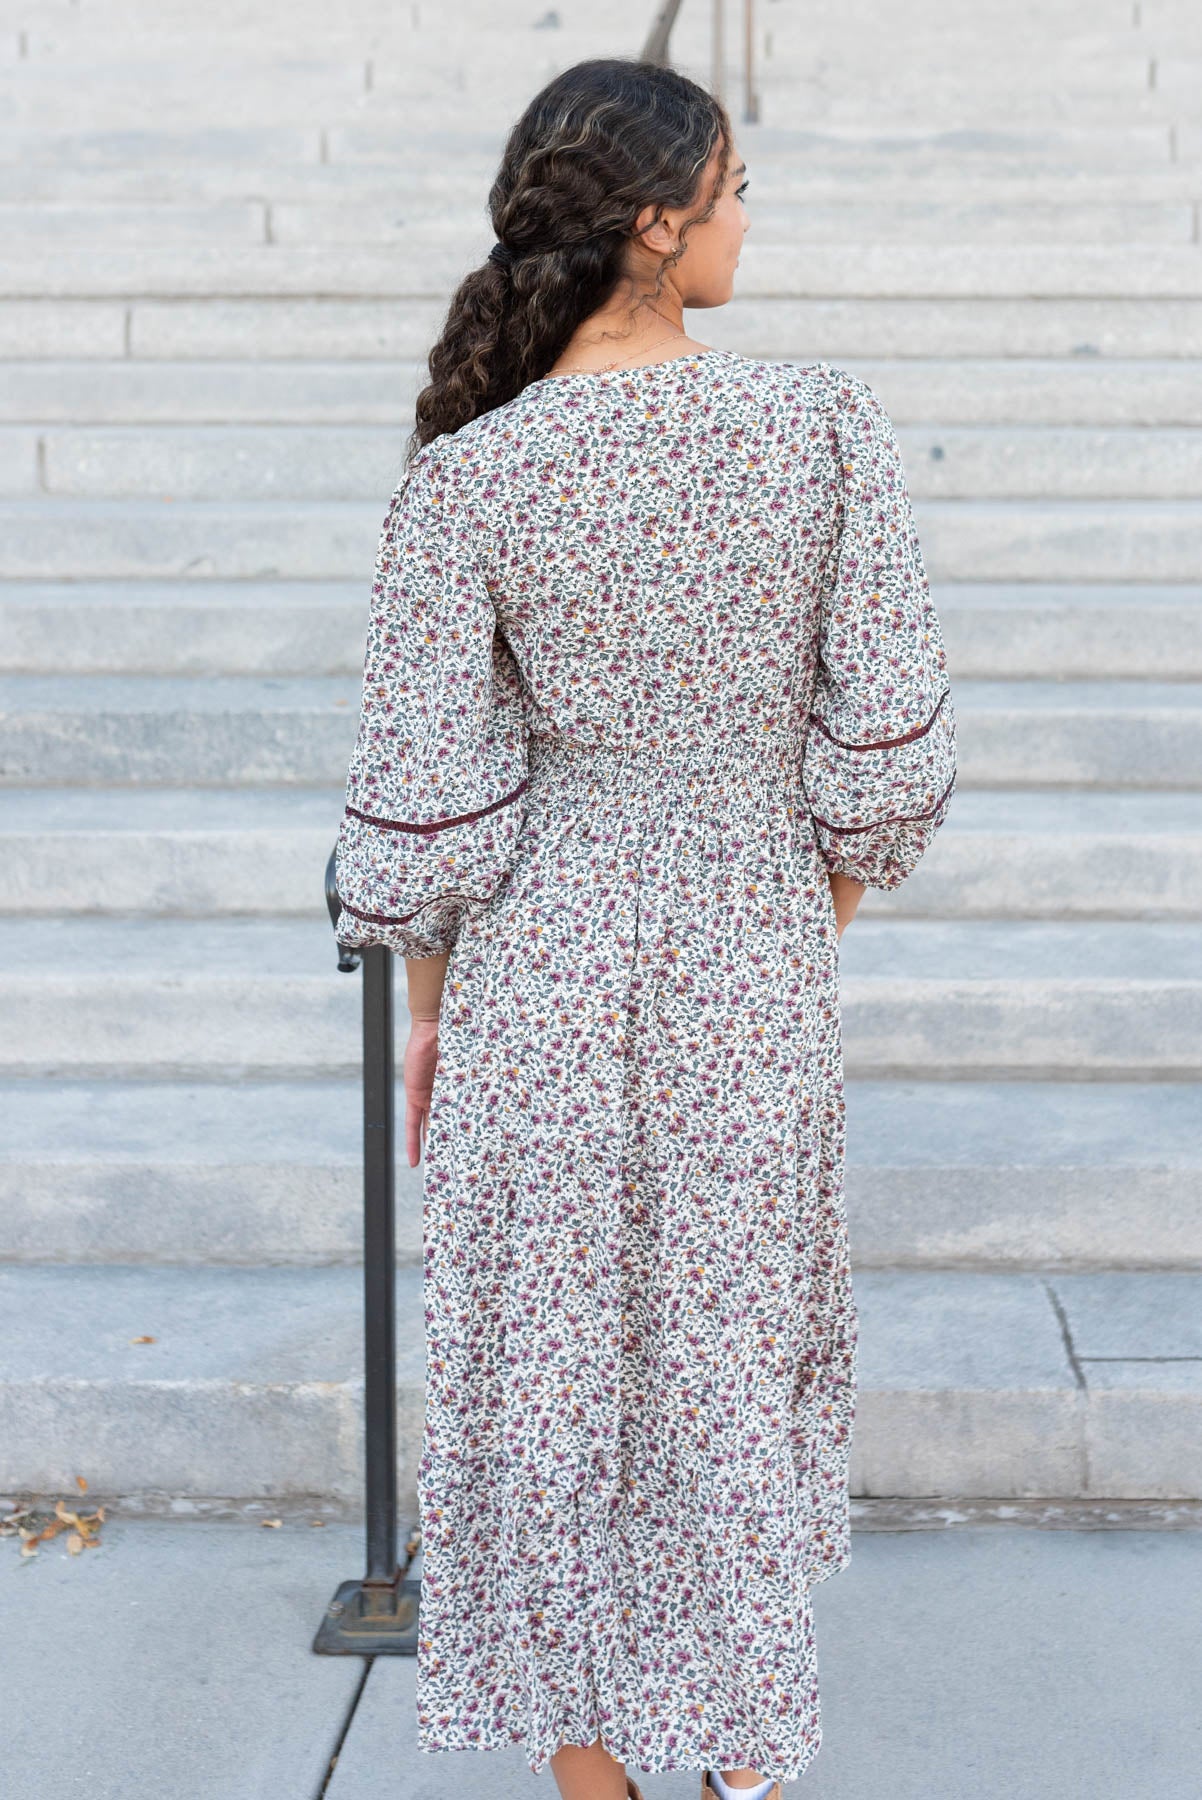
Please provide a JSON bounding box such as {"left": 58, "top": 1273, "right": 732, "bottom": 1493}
{"left": 403, "top": 1018, "right": 441, "bottom": 1167}
{"left": 828, "top": 871, "right": 867, "bottom": 939}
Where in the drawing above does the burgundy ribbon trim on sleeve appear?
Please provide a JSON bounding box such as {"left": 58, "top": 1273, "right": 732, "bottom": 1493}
{"left": 809, "top": 687, "right": 949, "bottom": 752}
{"left": 810, "top": 770, "right": 956, "bottom": 836}
{"left": 346, "top": 777, "right": 529, "bottom": 836}
{"left": 337, "top": 890, "right": 494, "bottom": 927}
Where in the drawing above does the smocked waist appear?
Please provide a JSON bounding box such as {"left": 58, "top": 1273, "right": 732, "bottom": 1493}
{"left": 524, "top": 729, "right": 809, "bottom": 802}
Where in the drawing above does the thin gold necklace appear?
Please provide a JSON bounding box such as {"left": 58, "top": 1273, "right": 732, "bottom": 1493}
{"left": 549, "top": 324, "right": 690, "bottom": 375}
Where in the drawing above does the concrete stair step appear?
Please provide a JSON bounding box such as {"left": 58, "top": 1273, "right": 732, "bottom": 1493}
{"left": 1, "top": 675, "right": 1196, "bottom": 788}
{"left": 16, "top": 421, "right": 1202, "bottom": 501}
{"left": 0, "top": 120, "right": 1183, "bottom": 181}
{"left": 6, "top": 197, "right": 1200, "bottom": 249}
{"left": 1, "top": 787, "right": 1199, "bottom": 920}
{"left": 8, "top": 164, "right": 1202, "bottom": 210}
{"left": 0, "top": 786, "right": 340, "bottom": 915}
{"left": 934, "top": 586, "right": 1202, "bottom": 680}
{"left": 3, "top": 581, "right": 1200, "bottom": 681}
{"left": 7, "top": 244, "right": 1202, "bottom": 301}
{"left": 839, "top": 917, "right": 1202, "bottom": 1078}
{"left": 330, "top": 118, "right": 1186, "bottom": 174}
{"left": 0, "top": 582, "right": 367, "bottom": 677}
{"left": 0, "top": 125, "right": 326, "bottom": 167}
{"left": 0, "top": 915, "right": 358, "bottom": 1079}
{"left": 40, "top": 294, "right": 1192, "bottom": 360}
{"left": 0, "top": 202, "right": 269, "bottom": 249}
{"left": 916, "top": 502, "right": 1202, "bottom": 582}
{"left": 1, "top": 1261, "right": 1198, "bottom": 1502}
{"left": 0, "top": 673, "right": 363, "bottom": 785}
{"left": 0, "top": 916, "right": 1196, "bottom": 1079}
{"left": 747, "top": 92, "right": 1189, "bottom": 134}
{"left": 12, "top": 24, "right": 1148, "bottom": 70}
{"left": 4, "top": 57, "right": 1188, "bottom": 137}
{"left": 949, "top": 678, "right": 1202, "bottom": 785}
{"left": 0, "top": 1078, "right": 417, "bottom": 1267}
{"left": 0, "top": 1077, "right": 1196, "bottom": 1271}
{"left": 846, "top": 1080, "right": 1202, "bottom": 1269}
{"left": 3, "top": 498, "right": 1201, "bottom": 583}
{"left": 10, "top": 357, "right": 1202, "bottom": 428}
{"left": 724, "top": 301, "right": 1202, "bottom": 360}
{"left": 5, "top": 79, "right": 1189, "bottom": 139}
{"left": 879, "top": 788, "right": 1202, "bottom": 918}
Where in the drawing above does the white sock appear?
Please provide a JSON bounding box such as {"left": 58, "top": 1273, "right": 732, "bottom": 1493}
{"left": 709, "top": 1771, "right": 775, "bottom": 1800}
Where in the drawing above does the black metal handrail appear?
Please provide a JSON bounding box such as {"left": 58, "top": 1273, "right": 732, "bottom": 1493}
{"left": 312, "top": 847, "right": 421, "bottom": 1656}
{"left": 641, "top": 0, "right": 759, "bottom": 122}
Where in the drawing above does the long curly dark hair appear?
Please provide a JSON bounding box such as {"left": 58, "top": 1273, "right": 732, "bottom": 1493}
{"left": 410, "top": 56, "right": 732, "bottom": 454}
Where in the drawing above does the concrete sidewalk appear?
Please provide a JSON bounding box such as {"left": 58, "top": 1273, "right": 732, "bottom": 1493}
{"left": 5, "top": 1513, "right": 1199, "bottom": 1800}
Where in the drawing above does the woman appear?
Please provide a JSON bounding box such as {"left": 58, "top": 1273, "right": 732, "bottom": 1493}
{"left": 334, "top": 54, "right": 956, "bottom": 1800}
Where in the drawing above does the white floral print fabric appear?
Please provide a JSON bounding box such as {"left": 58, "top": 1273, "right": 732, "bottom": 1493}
{"left": 334, "top": 352, "right": 956, "bottom": 1782}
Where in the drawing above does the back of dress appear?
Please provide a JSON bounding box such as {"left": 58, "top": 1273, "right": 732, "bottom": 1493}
{"left": 336, "top": 350, "right": 955, "bottom": 956}
{"left": 332, "top": 349, "right": 957, "bottom": 1784}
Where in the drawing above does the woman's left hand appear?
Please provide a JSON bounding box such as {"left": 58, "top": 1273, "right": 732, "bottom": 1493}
{"left": 403, "top": 1018, "right": 441, "bottom": 1167}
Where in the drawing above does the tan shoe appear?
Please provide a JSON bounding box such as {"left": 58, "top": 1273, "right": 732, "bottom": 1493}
{"left": 701, "top": 1775, "right": 782, "bottom": 1800}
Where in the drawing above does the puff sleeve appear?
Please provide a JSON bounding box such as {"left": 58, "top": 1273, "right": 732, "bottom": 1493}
{"left": 802, "top": 366, "right": 957, "bottom": 890}
{"left": 333, "top": 441, "right": 529, "bottom": 957}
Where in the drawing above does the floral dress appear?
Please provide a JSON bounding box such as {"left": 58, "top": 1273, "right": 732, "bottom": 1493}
{"left": 334, "top": 350, "right": 957, "bottom": 1784}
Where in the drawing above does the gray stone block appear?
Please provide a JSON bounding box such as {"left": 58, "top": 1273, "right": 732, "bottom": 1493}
{"left": 11, "top": 353, "right": 1202, "bottom": 429}
{"left": 947, "top": 677, "right": 1202, "bottom": 785}
{"left": 840, "top": 918, "right": 1202, "bottom": 1077}
{"left": 2, "top": 1073, "right": 1195, "bottom": 1272}
{"left": 20, "top": 155, "right": 1198, "bottom": 215}
{"left": 0, "top": 298, "right": 127, "bottom": 358}
{"left": 0, "top": 429, "right": 37, "bottom": 496}
{"left": 849, "top": 1270, "right": 1083, "bottom": 1496}
{"left": 718, "top": 295, "right": 1202, "bottom": 358}
{"left": 0, "top": 497, "right": 383, "bottom": 580}
{"left": 855, "top": 357, "right": 1202, "bottom": 426}
{"left": 9, "top": 243, "right": 1202, "bottom": 302}
{"left": 918, "top": 500, "right": 1202, "bottom": 581}
{"left": 35, "top": 421, "right": 1202, "bottom": 503}
{"left": 0, "top": 200, "right": 267, "bottom": 247}
{"left": 0, "top": 357, "right": 423, "bottom": 424}
{"left": 0, "top": 784, "right": 341, "bottom": 914}
{"left": 0, "top": 1076, "right": 423, "bottom": 1265}
{"left": 0, "top": 784, "right": 1197, "bottom": 923}
{"left": 1, "top": 61, "right": 372, "bottom": 132}
{"left": 902, "top": 426, "right": 1202, "bottom": 499}
{"left": 0, "top": 673, "right": 363, "bottom": 784}
{"left": 0, "top": 125, "right": 323, "bottom": 166}
{"left": 6, "top": 671, "right": 1193, "bottom": 789}
{"left": 875, "top": 787, "right": 1202, "bottom": 917}
{"left": 935, "top": 584, "right": 1202, "bottom": 679}
{"left": 129, "top": 297, "right": 447, "bottom": 358}
{"left": 845, "top": 1080, "right": 1202, "bottom": 1270}
{"left": 1051, "top": 1271, "right": 1202, "bottom": 1358}
{"left": 0, "top": 916, "right": 361, "bottom": 1078}
{"left": 269, "top": 197, "right": 1195, "bottom": 248}
{"left": 0, "top": 1262, "right": 425, "bottom": 1502}
{"left": 1083, "top": 1363, "right": 1202, "bottom": 1497}
{"left": 0, "top": 914, "right": 1194, "bottom": 1080}
{"left": 0, "top": 581, "right": 366, "bottom": 675}
{"left": 40, "top": 424, "right": 408, "bottom": 499}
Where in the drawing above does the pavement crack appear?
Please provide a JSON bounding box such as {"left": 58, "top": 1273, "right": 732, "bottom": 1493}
{"left": 314, "top": 1655, "right": 372, "bottom": 1799}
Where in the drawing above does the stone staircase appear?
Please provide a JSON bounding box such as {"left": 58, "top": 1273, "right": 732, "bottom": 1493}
{"left": 2, "top": 0, "right": 1200, "bottom": 1514}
